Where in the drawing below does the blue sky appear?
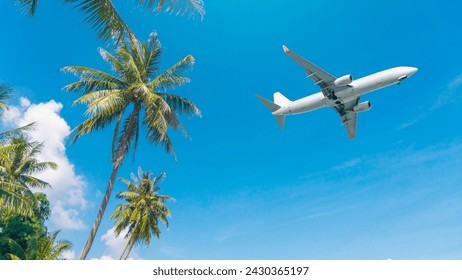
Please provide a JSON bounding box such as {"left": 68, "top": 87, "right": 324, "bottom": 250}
{"left": 1, "top": 0, "right": 462, "bottom": 259}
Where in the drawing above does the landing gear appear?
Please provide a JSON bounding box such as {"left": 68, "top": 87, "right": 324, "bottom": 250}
{"left": 324, "top": 88, "right": 338, "bottom": 100}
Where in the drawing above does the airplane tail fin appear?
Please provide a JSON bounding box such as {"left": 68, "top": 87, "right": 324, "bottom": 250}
{"left": 256, "top": 94, "right": 288, "bottom": 129}
{"left": 273, "top": 92, "right": 291, "bottom": 106}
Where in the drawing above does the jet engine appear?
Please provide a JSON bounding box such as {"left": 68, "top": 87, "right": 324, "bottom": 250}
{"left": 334, "top": 74, "right": 353, "bottom": 86}
{"left": 353, "top": 101, "right": 371, "bottom": 112}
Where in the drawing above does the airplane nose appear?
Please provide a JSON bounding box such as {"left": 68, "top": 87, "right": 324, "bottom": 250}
{"left": 407, "top": 67, "right": 418, "bottom": 77}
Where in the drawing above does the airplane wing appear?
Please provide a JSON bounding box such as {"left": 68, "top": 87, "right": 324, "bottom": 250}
{"left": 335, "top": 98, "right": 359, "bottom": 139}
{"left": 283, "top": 45, "right": 350, "bottom": 99}
{"left": 341, "top": 112, "right": 358, "bottom": 139}
{"left": 283, "top": 45, "right": 336, "bottom": 89}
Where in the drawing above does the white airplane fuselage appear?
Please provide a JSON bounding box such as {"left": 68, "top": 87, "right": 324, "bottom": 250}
{"left": 273, "top": 66, "right": 418, "bottom": 116}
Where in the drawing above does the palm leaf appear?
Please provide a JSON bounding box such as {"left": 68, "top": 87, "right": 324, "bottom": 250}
{"left": 15, "top": 0, "right": 39, "bottom": 16}
{"left": 0, "top": 123, "right": 36, "bottom": 144}
{"left": 159, "top": 93, "right": 201, "bottom": 117}
{"left": 112, "top": 107, "right": 140, "bottom": 162}
{"left": 64, "top": 0, "right": 132, "bottom": 43}
{"left": 0, "top": 83, "right": 12, "bottom": 111}
{"left": 149, "top": 55, "right": 194, "bottom": 91}
{"left": 134, "top": 0, "right": 205, "bottom": 18}
{"left": 61, "top": 66, "right": 125, "bottom": 93}
{"left": 70, "top": 103, "right": 127, "bottom": 143}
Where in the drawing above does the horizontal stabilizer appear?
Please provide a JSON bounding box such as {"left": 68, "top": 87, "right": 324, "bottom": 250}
{"left": 257, "top": 95, "right": 286, "bottom": 129}
{"left": 256, "top": 95, "right": 280, "bottom": 112}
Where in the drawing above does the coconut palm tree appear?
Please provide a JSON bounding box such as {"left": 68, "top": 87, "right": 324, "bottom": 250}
{"left": 111, "top": 168, "right": 173, "bottom": 259}
{"left": 0, "top": 85, "right": 36, "bottom": 215}
{"left": 0, "top": 83, "right": 35, "bottom": 143}
{"left": 15, "top": 0, "right": 205, "bottom": 42}
{"left": 0, "top": 84, "right": 12, "bottom": 111}
{"left": 0, "top": 137, "right": 57, "bottom": 190}
{"left": 0, "top": 137, "right": 57, "bottom": 215}
{"left": 62, "top": 32, "right": 200, "bottom": 259}
{"left": 7, "top": 231, "right": 72, "bottom": 260}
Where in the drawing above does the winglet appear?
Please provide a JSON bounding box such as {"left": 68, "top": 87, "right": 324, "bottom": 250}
{"left": 282, "top": 45, "right": 291, "bottom": 53}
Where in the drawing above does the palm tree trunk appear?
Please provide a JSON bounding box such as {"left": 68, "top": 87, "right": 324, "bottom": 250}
{"left": 79, "top": 160, "right": 121, "bottom": 260}
{"left": 124, "top": 239, "right": 136, "bottom": 260}
{"left": 119, "top": 235, "right": 132, "bottom": 260}
{"left": 79, "top": 104, "right": 141, "bottom": 260}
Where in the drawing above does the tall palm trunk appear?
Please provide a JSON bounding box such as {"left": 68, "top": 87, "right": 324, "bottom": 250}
{"left": 119, "top": 235, "right": 132, "bottom": 260}
{"left": 124, "top": 239, "right": 136, "bottom": 260}
{"left": 79, "top": 104, "right": 141, "bottom": 260}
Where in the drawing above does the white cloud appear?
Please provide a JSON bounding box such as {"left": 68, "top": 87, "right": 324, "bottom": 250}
{"left": 432, "top": 74, "right": 462, "bottom": 109}
{"left": 400, "top": 74, "right": 462, "bottom": 129}
{"left": 448, "top": 74, "right": 462, "bottom": 91}
{"left": 61, "top": 250, "right": 76, "bottom": 260}
{"left": 331, "top": 157, "right": 361, "bottom": 171}
{"left": 101, "top": 227, "right": 126, "bottom": 257}
{"left": 2, "top": 106, "right": 21, "bottom": 123}
{"left": 1, "top": 98, "right": 87, "bottom": 230}
{"left": 399, "top": 113, "right": 427, "bottom": 129}
{"left": 19, "top": 97, "right": 31, "bottom": 107}
{"left": 98, "top": 227, "right": 141, "bottom": 260}
{"left": 51, "top": 202, "right": 85, "bottom": 230}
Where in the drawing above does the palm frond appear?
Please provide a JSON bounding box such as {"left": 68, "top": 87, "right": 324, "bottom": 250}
{"left": 64, "top": 0, "right": 133, "bottom": 43}
{"left": 135, "top": 0, "right": 205, "bottom": 19}
{"left": 149, "top": 55, "right": 194, "bottom": 91}
{"left": 15, "top": 0, "right": 39, "bottom": 16}
{"left": 112, "top": 105, "right": 141, "bottom": 163}
{"left": 0, "top": 83, "right": 12, "bottom": 111}
{"left": 62, "top": 66, "right": 125, "bottom": 93}
{"left": 73, "top": 89, "right": 120, "bottom": 108}
{"left": 82, "top": 90, "right": 128, "bottom": 118}
{"left": 98, "top": 48, "right": 126, "bottom": 75}
{"left": 159, "top": 93, "right": 201, "bottom": 117}
{"left": 39, "top": 231, "right": 73, "bottom": 260}
{"left": 116, "top": 47, "right": 144, "bottom": 84}
{"left": 0, "top": 179, "right": 35, "bottom": 216}
{"left": 143, "top": 96, "right": 178, "bottom": 155}
{"left": 70, "top": 103, "right": 127, "bottom": 143}
{"left": 143, "top": 32, "right": 162, "bottom": 79}
{"left": 0, "top": 123, "right": 36, "bottom": 144}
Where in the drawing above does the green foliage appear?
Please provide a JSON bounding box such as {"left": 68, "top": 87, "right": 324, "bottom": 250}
{"left": 63, "top": 32, "right": 201, "bottom": 159}
{"left": 66, "top": 33, "right": 200, "bottom": 259}
{"left": 0, "top": 87, "right": 57, "bottom": 216}
{"left": 6, "top": 231, "right": 72, "bottom": 260}
{"left": 0, "top": 83, "right": 12, "bottom": 112}
{"left": 1, "top": 194, "right": 71, "bottom": 260}
{"left": 14, "top": 0, "right": 39, "bottom": 16}
{"left": 0, "top": 84, "right": 66, "bottom": 260}
{"left": 0, "top": 193, "right": 50, "bottom": 260}
{"left": 0, "top": 137, "right": 57, "bottom": 215}
{"left": 111, "top": 167, "right": 174, "bottom": 259}
{"left": 15, "top": 0, "right": 205, "bottom": 42}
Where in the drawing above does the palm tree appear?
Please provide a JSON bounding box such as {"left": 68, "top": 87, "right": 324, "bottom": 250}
{"left": 7, "top": 231, "right": 72, "bottom": 260}
{"left": 62, "top": 32, "right": 200, "bottom": 259}
{"left": 111, "top": 168, "right": 173, "bottom": 259}
{"left": 0, "top": 85, "right": 37, "bottom": 215}
{"left": 0, "top": 84, "right": 12, "bottom": 111}
{"left": 0, "top": 137, "right": 57, "bottom": 216}
{"left": 0, "top": 84, "right": 35, "bottom": 143}
{"left": 15, "top": 0, "right": 205, "bottom": 42}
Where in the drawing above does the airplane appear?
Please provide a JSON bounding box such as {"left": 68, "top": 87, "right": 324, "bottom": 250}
{"left": 257, "top": 45, "right": 418, "bottom": 139}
